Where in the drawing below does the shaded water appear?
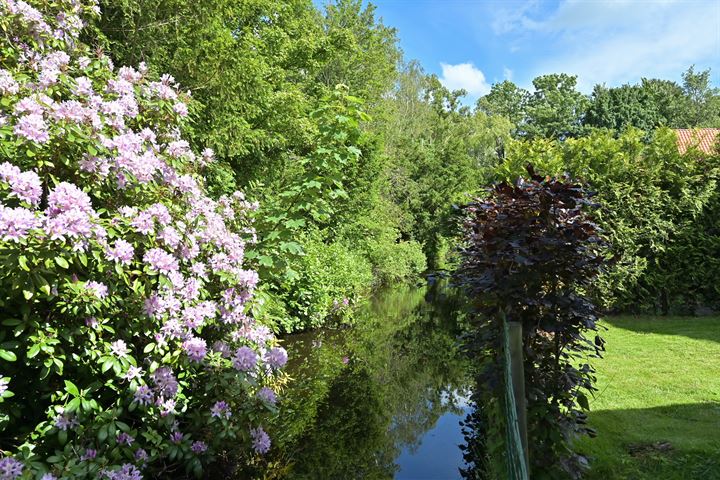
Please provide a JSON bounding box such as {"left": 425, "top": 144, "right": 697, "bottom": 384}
{"left": 267, "top": 285, "right": 477, "bottom": 479}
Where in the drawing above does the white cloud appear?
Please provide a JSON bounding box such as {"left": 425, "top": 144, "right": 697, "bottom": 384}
{"left": 491, "top": 0, "right": 541, "bottom": 34}
{"left": 439, "top": 62, "right": 491, "bottom": 96}
{"left": 492, "top": 0, "right": 720, "bottom": 91}
{"left": 503, "top": 67, "right": 514, "bottom": 81}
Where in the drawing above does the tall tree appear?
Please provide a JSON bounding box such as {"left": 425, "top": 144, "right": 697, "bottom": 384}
{"left": 681, "top": 66, "right": 720, "bottom": 127}
{"left": 640, "top": 78, "right": 691, "bottom": 128}
{"left": 378, "top": 63, "right": 511, "bottom": 267}
{"left": 585, "top": 83, "right": 661, "bottom": 131}
{"left": 524, "top": 73, "right": 589, "bottom": 140}
{"left": 475, "top": 80, "right": 528, "bottom": 127}
{"left": 318, "top": 0, "right": 401, "bottom": 109}
{"left": 585, "top": 67, "right": 720, "bottom": 131}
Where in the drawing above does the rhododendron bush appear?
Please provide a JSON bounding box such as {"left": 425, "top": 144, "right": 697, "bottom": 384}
{"left": 0, "top": 0, "right": 286, "bottom": 478}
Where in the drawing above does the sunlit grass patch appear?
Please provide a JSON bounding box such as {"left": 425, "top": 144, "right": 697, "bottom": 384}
{"left": 579, "top": 316, "right": 720, "bottom": 479}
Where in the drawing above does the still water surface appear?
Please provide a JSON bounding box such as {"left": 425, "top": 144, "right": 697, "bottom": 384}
{"left": 269, "top": 285, "right": 475, "bottom": 479}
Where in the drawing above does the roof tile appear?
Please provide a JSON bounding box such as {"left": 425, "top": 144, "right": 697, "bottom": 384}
{"left": 675, "top": 128, "right": 720, "bottom": 154}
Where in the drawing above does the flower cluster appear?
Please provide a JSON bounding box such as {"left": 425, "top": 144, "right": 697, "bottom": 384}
{"left": 0, "top": 1, "right": 285, "bottom": 478}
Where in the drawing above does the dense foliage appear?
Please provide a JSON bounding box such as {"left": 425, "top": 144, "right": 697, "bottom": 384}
{"left": 456, "top": 167, "right": 607, "bottom": 478}
{"left": 379, "top": 63, "right": 512, "bottom": 268}
{"left": 87, "top": 0, "right": 720, "bottom": 332}
{"left": 0, "top": 0, "right": 718, "bottom": 476}
{"left": 94, "top": 0, "right": 323, "bottom": 193}
{"left": 495, "top": 128, "right": 720, "bottom": 312}
{"left": 0, "top": 1, "right": 287, "bottom": 477}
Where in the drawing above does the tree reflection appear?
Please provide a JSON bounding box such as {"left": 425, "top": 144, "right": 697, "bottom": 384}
{"left": 259, "top": 285, "right": 474, "bottom": 479}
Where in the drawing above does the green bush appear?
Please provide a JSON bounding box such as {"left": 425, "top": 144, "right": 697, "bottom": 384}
{"left": 338, "top": 204, "right": 427, "bottom": 286}
{"left": 266, "top": 234, "right": 374, "bottom": 331}
{"left": 365, "top": 239, "right": 426, "bottom": 285}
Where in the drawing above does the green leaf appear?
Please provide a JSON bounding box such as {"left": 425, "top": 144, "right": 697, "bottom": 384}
{"left": 143, "top": 343, "right": 155, "bottom": 353}
{"left": 303, "top": 180, "right": 323, "bottom": 190}
{"left": 284, "top": 268, "right": 300, "bottom": 282}
{"left": 279, "top": 242, "right": 304, "bottom": 255}
{"left": 258, "top": 255, "right": 274, "bottom": 267}
{"left": 577, "top": 392, "right": 590, "bottom": 410}
{"left": 64, "top": 380, "right": 79, "bottom": 396}
{"left": 55, "top": 257, "right": 69, "bottom": 269}
{"left": 18, "top": 256, "right": 30, "bottom": 272}
{"left": 98, "top": 425, "right": 108, "bottom": 442}
{"left": 284, "top": 219, "right": 306, "bottom": 229}
{"left": 65, "top": 397, "right": 81, "bottom": 413}
{"left": 101, "top": 359, "right": 113, "bottom": 373}
{"left": 0, "top": 350, "right": 16, "bottom": 362}
{"left": 27, "top": 344, "right": 40, "bottom": 358}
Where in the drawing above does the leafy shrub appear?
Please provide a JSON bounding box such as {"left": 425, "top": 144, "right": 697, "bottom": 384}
{"left": 495, "top": 127, "right": 720, "bottom": 311}
{"left": 246, "top": 89, "right": 368, "bottom": 332}
{"left": 248, "top": 88, "right": 426, "bottom": 332}
{"left": 365, "top": 238, "right": 426, "bottom": 285}
{"left": 339, "top": 205, "right": 427, "bottom": 286}
{"left": 456, "top": 166, "right": 607, "bottom": 478}
{"left": 273, "top": 234, "right": 374, "bottom": 331}
{"left": 0, "top": 1, "right": 285, "bottom": 478}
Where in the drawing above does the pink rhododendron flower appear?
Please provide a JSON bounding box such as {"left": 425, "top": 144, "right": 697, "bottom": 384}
{"left": 182, "top": 337, "right": 206, "bottom": 362}
{"left": 250, "top": 427, "right": 271, "bottom": 454}
{"left": 143, "top": 248, "right": 178, "bottom": 274}
{"left": 86, "top": 281, "right": 108, "bottom": 299}
{"left": 232, "top": 346, "right": 257, "bottom": 372}
{"left": 256, "top": 387, "right": 277, "bottom": 405}
{"left": 210, "top": 400, "right": 231, "bottom": 419}
{"left": 151, "top": 367, "right": 178, "bottom": 397}
{"left": 109, "top": 339, "right": 128, "bottom": 357}
{"left": 106, "top": 239, "right": 134, "bottom": 264}
{"left": 133, "top": 386, "right": 153, "bottom": 406}
{"left": 46, "top": 182, "right": 93, "bottom": 216}
{"left": 0, "top": 206, "right": 40, "bottom": 241}
{"left": 190, "top": 441, "right": 207, "bottom": 453}
{"left": 173, "top": 102, "right": 188, "bottom": 117}
{"left": 0, "top": 457, "right": 24, "bottom": 479}
{"left": 0, "top": 69, "right": 19, "bottom": 95}
{"left": 80, "top": 449, "right": 96, "bottom": 461}
{"left": 266, "top": 347, "right": 288, "bottom": 369}
{"left": 116, "top": 432, "right": 134, "bottom": 446}
{"left": 14, "top": 114, "right": 49, "bottom": 143}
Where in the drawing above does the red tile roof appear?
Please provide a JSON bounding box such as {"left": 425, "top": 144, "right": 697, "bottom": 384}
{"left": 675, "top": 128, "right": 720, "bottom": 155}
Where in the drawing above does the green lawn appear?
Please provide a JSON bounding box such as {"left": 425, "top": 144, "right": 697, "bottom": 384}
{"left": 578, "top": 316, "right": 720, "bottom": 479}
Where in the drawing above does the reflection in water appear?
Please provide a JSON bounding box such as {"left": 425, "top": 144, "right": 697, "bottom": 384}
{"left": 261, "top": 285, "right": 477, "bottom": 479}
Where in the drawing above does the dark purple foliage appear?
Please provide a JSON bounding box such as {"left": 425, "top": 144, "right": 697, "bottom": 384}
{"left": 456, "top": 165, "right": 608, "bottom": 478}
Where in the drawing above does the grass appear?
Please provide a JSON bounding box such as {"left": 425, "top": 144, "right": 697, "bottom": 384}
{"left": 577, "top": 315, "right": 720, "bottom": 479}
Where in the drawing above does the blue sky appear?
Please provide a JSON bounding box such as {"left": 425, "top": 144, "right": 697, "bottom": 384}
{"left": 317, "top": 0, "right": 720, "bottom": 104}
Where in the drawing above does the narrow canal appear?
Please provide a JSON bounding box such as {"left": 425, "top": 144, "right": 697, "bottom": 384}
{"left": 262, "top": 285, "right": 479, "bottom": 479}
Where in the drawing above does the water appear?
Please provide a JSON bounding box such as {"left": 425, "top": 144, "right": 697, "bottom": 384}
{"left": 267, "top": 285, "right": 475, "bottom": 479}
